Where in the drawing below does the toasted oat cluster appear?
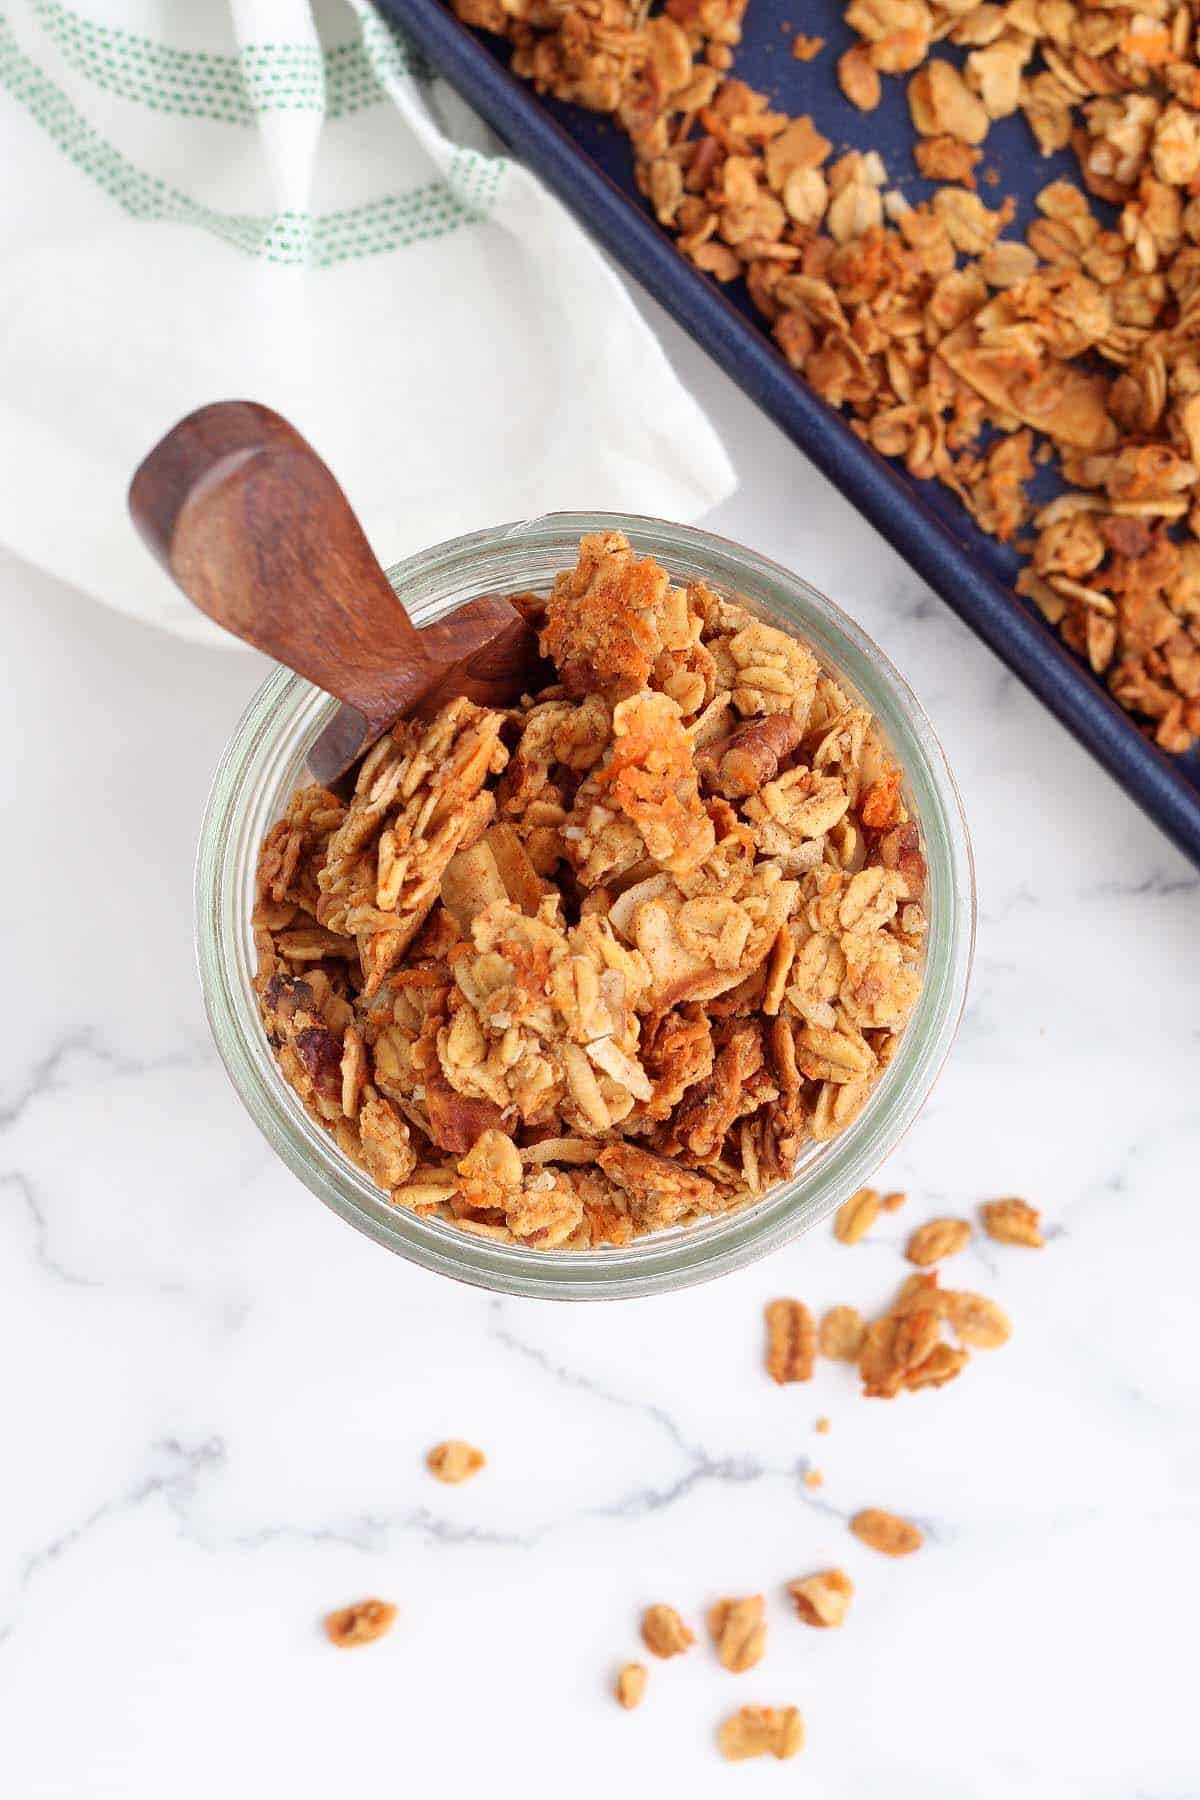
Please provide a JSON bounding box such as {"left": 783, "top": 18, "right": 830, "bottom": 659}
{"left": 708, "top": 1594, "right": 768, "bottom": 1670}
{"left": 850, "top": 1507, "right": 924, "bottom": 1556}
{"left": 252, "top": 532, "right": 926, "bottom": 1250}
{"left": 324, "top": 1598, "right": 397, "bottom": 1648}
{"left": 450, "top": 0, "right": 1200, "bottom": 754}
{"left": 767, "top": 1195, "right": 1017, "bottom": 1396}
{"left": 426, "top": 1439, "right": 487, "bottom": 1482}
{"left": 719, "top": 1705, "right": 805, "bottom": 1761}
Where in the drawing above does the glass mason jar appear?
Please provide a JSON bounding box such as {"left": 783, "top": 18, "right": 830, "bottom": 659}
{"left": 196, "top": 513, "right": 974, "bottom": 1301}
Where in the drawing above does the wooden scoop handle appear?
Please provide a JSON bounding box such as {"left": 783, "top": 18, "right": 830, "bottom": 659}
{"left": 129, "top": 401, "right": 440, "bottom": 735}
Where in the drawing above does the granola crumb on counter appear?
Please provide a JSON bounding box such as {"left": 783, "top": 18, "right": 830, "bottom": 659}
{"left": 850, "top": 1508, "right": 923, "bottom": 1556}
{"left": 787, "top": 1567, "right": 854, "bottom": 1627}
{"left": 815, "top": 1414, "right": 831, "bottom": 1433}
{"left": 834, "top": 1186, "right": 881, "bottom": 1244}
{"left": 615, "top": 1662, "right": 648, "bottom": 1709}
{"left": 450, "top": 0, "right": 1200, "bottom": 755}
{"left": 709, "top": 1595, "right": 768, "bottom": 1671}
{"left": 765, "top": 1297, "right": 816, "bottom": 1383}
{"left": 427, "top": 1439, "right": 486, "bottom": 1483}
{"left": 982, "top": 1198, "right": 1045, "bottom": 1248}
{"left": 803, "top": 1468, "right": 824, "bottom": 1489}
{"left": 324, "top": 1598, "right": 398, "bottom": 1648}
{"left": 253, "top": 531, "right": 927, "bottom": 1251}
{"left": 719, "top": 1705, "right": 805, "bottom": 1762}
{"left": 641, "top": 1602, "right": 696, "bottom": 1658}
{"left": 882, "top": 1189, "right": 906, "bottom": 1212}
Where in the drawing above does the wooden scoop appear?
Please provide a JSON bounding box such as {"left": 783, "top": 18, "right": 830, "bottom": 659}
{"left": 128, "top": 401, "right": 543, "bottom": 784}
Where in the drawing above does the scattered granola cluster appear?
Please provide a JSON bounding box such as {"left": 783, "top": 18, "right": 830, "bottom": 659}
{"left": 849, "top": 1507, "right": 924, "bottom": 1555}
{"left": 616, "top": 1661, "right": 649, "bottom": 1707}
{"left": 619, "top": 1564, "right": 861, "bottom": 1756}
{"left": 324, "top": 1598, "right": 397, "bottom": 1648}
{"left": 254, "top": 532, "right": 926, "bottom": 1249}
{"left": 633, "top": 1597, "right": 807, "bottom": 1758}
{"left": 321, "top": 1185, "right": 1045, "bottom": 1762}
{"left": 765, "top": 1190, "right": 1041, "bottom": 1397}
{"left": 710, "top": 1594, "right": 768, "bottom": 1670}
{"left": 427, "top": 1438, "right": 487, "bottom": 1482}
{"left": 720, "top": 1707, "right": 805, "bottom": 1761}
{"left": 450, "top": 0, "right": 1200, "bottom": 754}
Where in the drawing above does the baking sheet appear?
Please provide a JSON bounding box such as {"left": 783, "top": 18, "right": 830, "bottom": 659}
{"left": 383, "top": 0, "right": 1200, "bottom": 866}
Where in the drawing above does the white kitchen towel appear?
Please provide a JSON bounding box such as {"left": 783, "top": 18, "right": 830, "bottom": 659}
{"left": 0, "top": 0, "right": 735, "bottom": 644}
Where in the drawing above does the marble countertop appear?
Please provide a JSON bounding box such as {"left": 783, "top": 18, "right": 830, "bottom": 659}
{"left": 4, "top": 299, "right": 1197, "bottom": 1800}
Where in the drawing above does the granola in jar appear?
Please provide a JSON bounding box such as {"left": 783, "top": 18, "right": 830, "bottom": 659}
{"left": 252, "top": 532, "right": 927, "bottom": 1250}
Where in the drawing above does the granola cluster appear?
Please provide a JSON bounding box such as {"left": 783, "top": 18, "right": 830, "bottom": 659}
{"left": 253, "top": 532, "right": 926, "bottom": 1249}
{"left": 450, "top": 0, "right": 1200, "bottom": 754}
{"left": 633, "top": 1596, "right": 804, "bottom": 1758}
{"left": 762, "top": 1190, "right": 1042, "bottom": 1397}
{"left": 324, "top": 1598, "right": 397, "bottom": 1648}
{"left": 604, "top": 1185, "right": 1044, "bottom": 1751}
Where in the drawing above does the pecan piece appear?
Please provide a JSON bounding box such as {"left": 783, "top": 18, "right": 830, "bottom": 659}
{"left": 664, "top": 1021, "right": 763, "bottom": 1160}
{"left": 981, "top": 1198, "right": 1044, "bottom": 1247}
{"left": 292, "top": 1024, "right": 343, "bottom": 1101}
{"left": 710, "top": 711, "right": 805, "bottom": 798}
{"left": 873, "top": 820, "right": 926, "bottom": 897}
{"left": 261, "top": 972, "right": 315, "bottom": 1024}
{"left": 765, "top": 1298, "right": 816, "bottom": 1383}
{"left": 424, "top": 1072, "right": 506, "bottom": 1154}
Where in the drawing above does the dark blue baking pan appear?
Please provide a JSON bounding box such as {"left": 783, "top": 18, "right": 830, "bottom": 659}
{"left": 380, "top": 0, "right": 1200, "bottom": 867}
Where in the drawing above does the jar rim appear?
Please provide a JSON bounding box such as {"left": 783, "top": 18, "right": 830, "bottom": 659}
{"left": 195, "top": 512, "right": 975, "bottom": 1301}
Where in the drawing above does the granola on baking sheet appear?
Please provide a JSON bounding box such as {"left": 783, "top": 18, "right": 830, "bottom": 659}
{"left": 253, "top": 532, "right": 926, "bottom": 1249}
{"left": 449, "top": 0, "right": 1200, "bottom": 756}
{"left": 641, "top": 1601, "right": 696, "bottom": 1656}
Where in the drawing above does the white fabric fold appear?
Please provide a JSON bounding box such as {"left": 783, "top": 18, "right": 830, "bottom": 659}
{"left": 0, "top": 0, "right": 736, "bottom": 645}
